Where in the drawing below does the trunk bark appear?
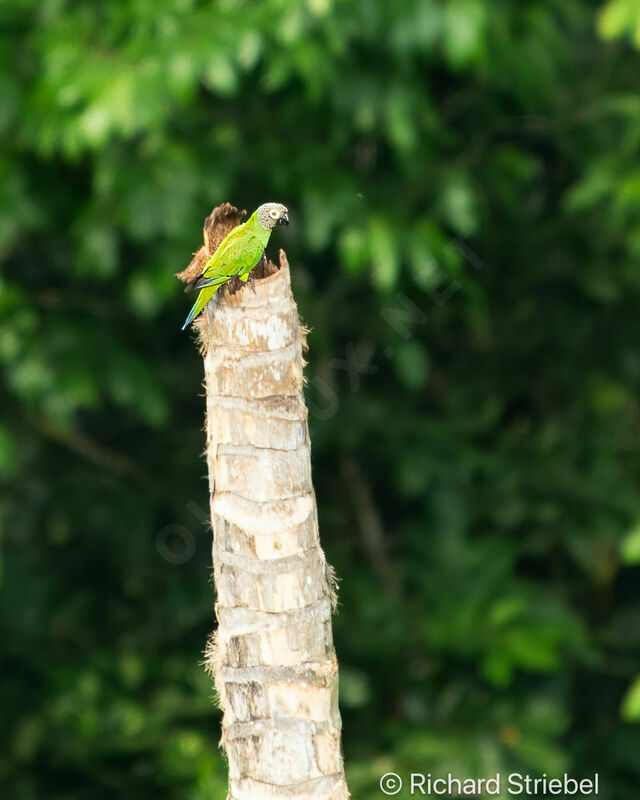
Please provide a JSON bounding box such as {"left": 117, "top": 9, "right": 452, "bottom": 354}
{"left": 178, "top": 204, "right": 349, "bottom": 800}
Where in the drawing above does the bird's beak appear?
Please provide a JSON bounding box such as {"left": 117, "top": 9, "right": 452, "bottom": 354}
{"left": 278, "top": 212, "right": 289, "bottom": 226}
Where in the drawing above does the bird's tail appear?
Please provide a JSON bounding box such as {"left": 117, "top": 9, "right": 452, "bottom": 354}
{"left": 181, "top": 285, "right": 219, "bottom": 330}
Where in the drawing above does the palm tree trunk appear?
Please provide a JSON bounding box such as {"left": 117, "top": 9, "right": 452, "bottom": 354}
{"left": 178, "top": 204, "right": 349, "bottom": 800}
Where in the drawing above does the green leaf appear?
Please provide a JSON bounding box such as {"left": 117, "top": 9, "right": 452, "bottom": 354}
{"left": 393, "top": 341, "right": 430, "bottom": 390}
{"left": 597, "top": 0, "right": 640, "bottom": 44}
{"left": 621, "top": 676, "right": 640, "bottom": 721}
{"left": 338, "top": 227, "right": 370, "bottom": 274}
{"left": 203, "top": 55, "right": 238, "bottom": 96}
{"left": 369, "top": 217, "right": 399, "bottom": 289}
{"left": 621, "top": 520, "right": 640, "bottom": 564}
{"left": 444, "top": 0, "right": 487, "bottom": 69}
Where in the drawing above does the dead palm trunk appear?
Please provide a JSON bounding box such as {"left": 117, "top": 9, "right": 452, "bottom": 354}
{"left": 177, "top": 204, "right": 349, "bottom": 800}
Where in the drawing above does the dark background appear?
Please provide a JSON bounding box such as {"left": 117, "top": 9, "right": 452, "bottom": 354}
{"left": 2, "top": 0, "right": 640, "bottom": 797}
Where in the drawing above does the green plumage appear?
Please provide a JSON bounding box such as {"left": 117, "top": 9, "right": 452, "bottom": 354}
{"left": 182, "top": 203, "right": 288, "bottom": 329}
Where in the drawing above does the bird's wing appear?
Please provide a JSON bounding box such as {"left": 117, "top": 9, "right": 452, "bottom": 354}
{"left": 204, "top": 225, "right": 262, "bottom": 277}
{"left": 184, "top": 224, "right": 264, "bottom": 293}
{"left": 189, "top": 273, "right": 234, "bottom": 291}
{"left": 185, "top": 226, "right": 244, "bottom": 291}
{"left": 191, "top": 248, "right": 264, "bottom": 291}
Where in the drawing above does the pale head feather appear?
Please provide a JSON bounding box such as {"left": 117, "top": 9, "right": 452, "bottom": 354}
{"left": 256, "top": 202, "right": 289, "bottom": 230}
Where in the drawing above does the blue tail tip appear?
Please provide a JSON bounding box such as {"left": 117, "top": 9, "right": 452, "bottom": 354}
{"left": 181, "top": 309, "right": 196, "bottom": 330}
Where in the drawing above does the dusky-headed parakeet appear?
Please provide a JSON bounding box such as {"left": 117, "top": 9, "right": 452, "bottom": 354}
{"left": 182, "top": 202, "right": 289, "bottom": 329}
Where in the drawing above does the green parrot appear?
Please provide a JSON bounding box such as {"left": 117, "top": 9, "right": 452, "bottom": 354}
{"left": 182, "top": 202, "right": 289, "bottom": 329}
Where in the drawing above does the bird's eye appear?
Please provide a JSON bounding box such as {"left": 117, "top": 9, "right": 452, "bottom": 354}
{"left": 269, "top": 209, "right": 279, "bottom": 219}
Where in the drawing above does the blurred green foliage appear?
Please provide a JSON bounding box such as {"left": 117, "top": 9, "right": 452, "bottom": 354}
{"left": 2, "top": 0, "right": 640, "bottom": 797}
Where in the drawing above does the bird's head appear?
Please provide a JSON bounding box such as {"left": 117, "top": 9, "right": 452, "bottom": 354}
{"left": 257, "top": 202, "right": 289, "bottom": 230}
